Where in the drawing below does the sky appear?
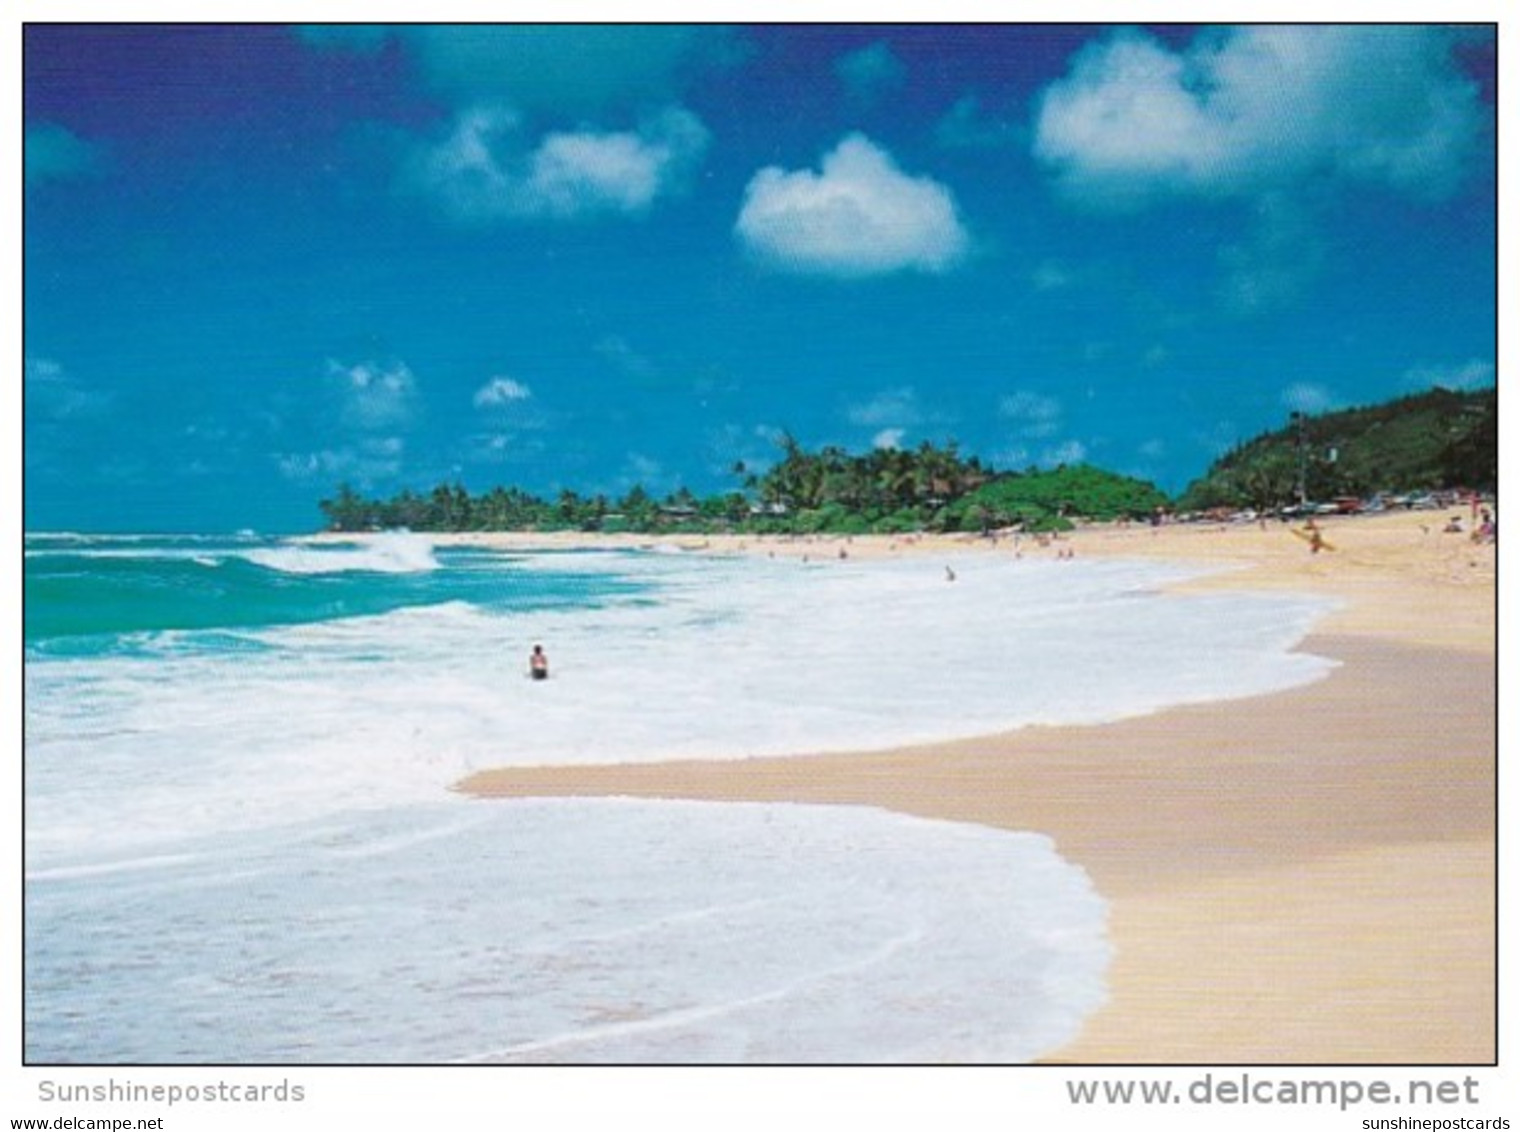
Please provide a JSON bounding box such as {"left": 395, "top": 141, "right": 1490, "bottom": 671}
{"left": 23, "top": 23, "right": 1497, "bottom": 533}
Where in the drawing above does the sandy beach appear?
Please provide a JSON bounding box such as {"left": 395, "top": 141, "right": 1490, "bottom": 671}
{"left": 457, "top": 509, "right": 1496, "bottom": 1064}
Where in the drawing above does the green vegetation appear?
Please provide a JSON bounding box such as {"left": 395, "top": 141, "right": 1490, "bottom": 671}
{"left": 1176, "top": 386, "right": 1496, "bottom": 513}
{"left": 949, "top": 465, "right": 1169, "bottom": 532}
{"left": 318, "top": 437, "right": 1166, "bottom": 535}
{"left": 319, "top": 386, "right": 1496, "bottom": 534}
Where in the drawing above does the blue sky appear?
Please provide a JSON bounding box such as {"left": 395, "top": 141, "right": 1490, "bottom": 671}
{"left": 24, "top": 24, "right": 1496, "bottom": 532}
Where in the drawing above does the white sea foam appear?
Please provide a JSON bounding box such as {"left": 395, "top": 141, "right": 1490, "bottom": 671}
{"left": 241, "top": 531, "right": 439, "bottom": 574}
{"left": 24, "top": 547, "right": 1338, "bottom": 1063}
{"left": 24, "top": 798, "right": 1110, "bottom": 1063}
{"left": 24, "top": 551, "right": 1337, "bottom": 859}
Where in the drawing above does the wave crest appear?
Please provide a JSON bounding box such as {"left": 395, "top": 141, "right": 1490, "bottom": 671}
{"left": 244, "top": 533, "right": 440, "bottom": 575}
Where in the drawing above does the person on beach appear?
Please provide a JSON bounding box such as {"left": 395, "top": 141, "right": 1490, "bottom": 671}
{"left": 529, "top": 644, "right": 549, "bottom": 681}
{"left": 1303, "top": 518, "right": 1327, "bottom": 554}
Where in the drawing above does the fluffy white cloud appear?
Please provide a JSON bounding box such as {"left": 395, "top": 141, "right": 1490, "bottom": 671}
{"left": 473, "top": 376, "right": 532, "bottom": 407}
{"left": 1034, "top": 26, "right": 1485, "bottom": 207}
{"left": 735, "top": 134, "right": 970, "bottom": 277}
{"left": 327, "top": 359, "right": 416, "bottom": 430}
{"left": 872, "top": 428, "right": 907, "bottom": 451}
{"left": 414, "top": 106, "right": 710, "bottom": 222}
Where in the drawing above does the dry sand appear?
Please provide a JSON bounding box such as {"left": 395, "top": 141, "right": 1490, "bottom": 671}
{"left": 457, "top": 509, "right": 1497, "bottom": 1064}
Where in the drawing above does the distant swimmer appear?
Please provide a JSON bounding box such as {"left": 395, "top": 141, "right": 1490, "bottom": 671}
{"left": 529, "top": 644, "right": 549, "bottom": 681}
{"left": 945, "top": 565, "right": 957, "bottom": 582}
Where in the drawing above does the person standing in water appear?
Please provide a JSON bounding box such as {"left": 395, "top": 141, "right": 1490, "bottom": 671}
{"left": 529, "top": 644, "right": 549, "bottom": 681}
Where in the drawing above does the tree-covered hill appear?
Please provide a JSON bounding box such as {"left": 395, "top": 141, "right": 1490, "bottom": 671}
{"left": 947, "top": 465, "right": 1169, "bottom": 531}
{"left": 1176, "top": 386, "right": 1496, "bottom": 513}
{"left": 318, "top": 439, "right": 1169, "bottom": 535}
{"left": 318, "top": 386, "right": 1496, "bottom": 533}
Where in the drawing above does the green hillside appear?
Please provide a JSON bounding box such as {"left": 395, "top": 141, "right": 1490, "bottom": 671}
{"left": 319, "top": 442, "right": 1169, "bottom": 535}
{"left": 1177, "top": 386, "right": 1496, "bottom": 512}
{"left": 320, "top": 387, "right": 1495, "bottom": 533}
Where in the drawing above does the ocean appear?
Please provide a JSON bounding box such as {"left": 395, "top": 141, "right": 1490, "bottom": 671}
{"left": 23, "top": 531, "right": 1338, "bottom": 1063}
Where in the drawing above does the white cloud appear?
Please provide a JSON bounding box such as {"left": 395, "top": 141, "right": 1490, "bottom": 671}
{"left": 1403, "top": 358, "right": 1495, "bottom": 391}
{"left": 836, "top": 42, "right": 905, "bottom": 105}
{"left": 474, "top": 376, "right": 533, "bottom": 407}
{"left": 873, "top": 428, "right": 907, "bottom": 451}
{"left": 1281, "top": 382, "right": 1336, "bottom": 414}
{"left": 529, "top": 110, "right": 709, "bottom": 216}
{"left": 998, "top": 390, "right": 1062, "bottom": 438}
{"left": 328, "top": 359, "right": 416, "bottom": 430}
{"left": 1034, "top": 26, "right": 1485, "bottom": 208}
{"left": 735, "top": 134, "right": 970, "bottom": 277}
{"left": 414, "top": 106, "right": 710, "bottom": 222}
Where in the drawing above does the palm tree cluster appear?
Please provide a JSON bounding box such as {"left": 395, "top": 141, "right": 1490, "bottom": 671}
{"left": 744, "top": 434, "right": 989, "bottom": 518}
{"left": 318, "top": 434, "right": 1167, "bottom": 535}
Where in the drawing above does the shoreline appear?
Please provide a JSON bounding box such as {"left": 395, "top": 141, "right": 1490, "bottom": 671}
{"left": 454, "top": 510, "right": 1496, "bottom": 1063}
